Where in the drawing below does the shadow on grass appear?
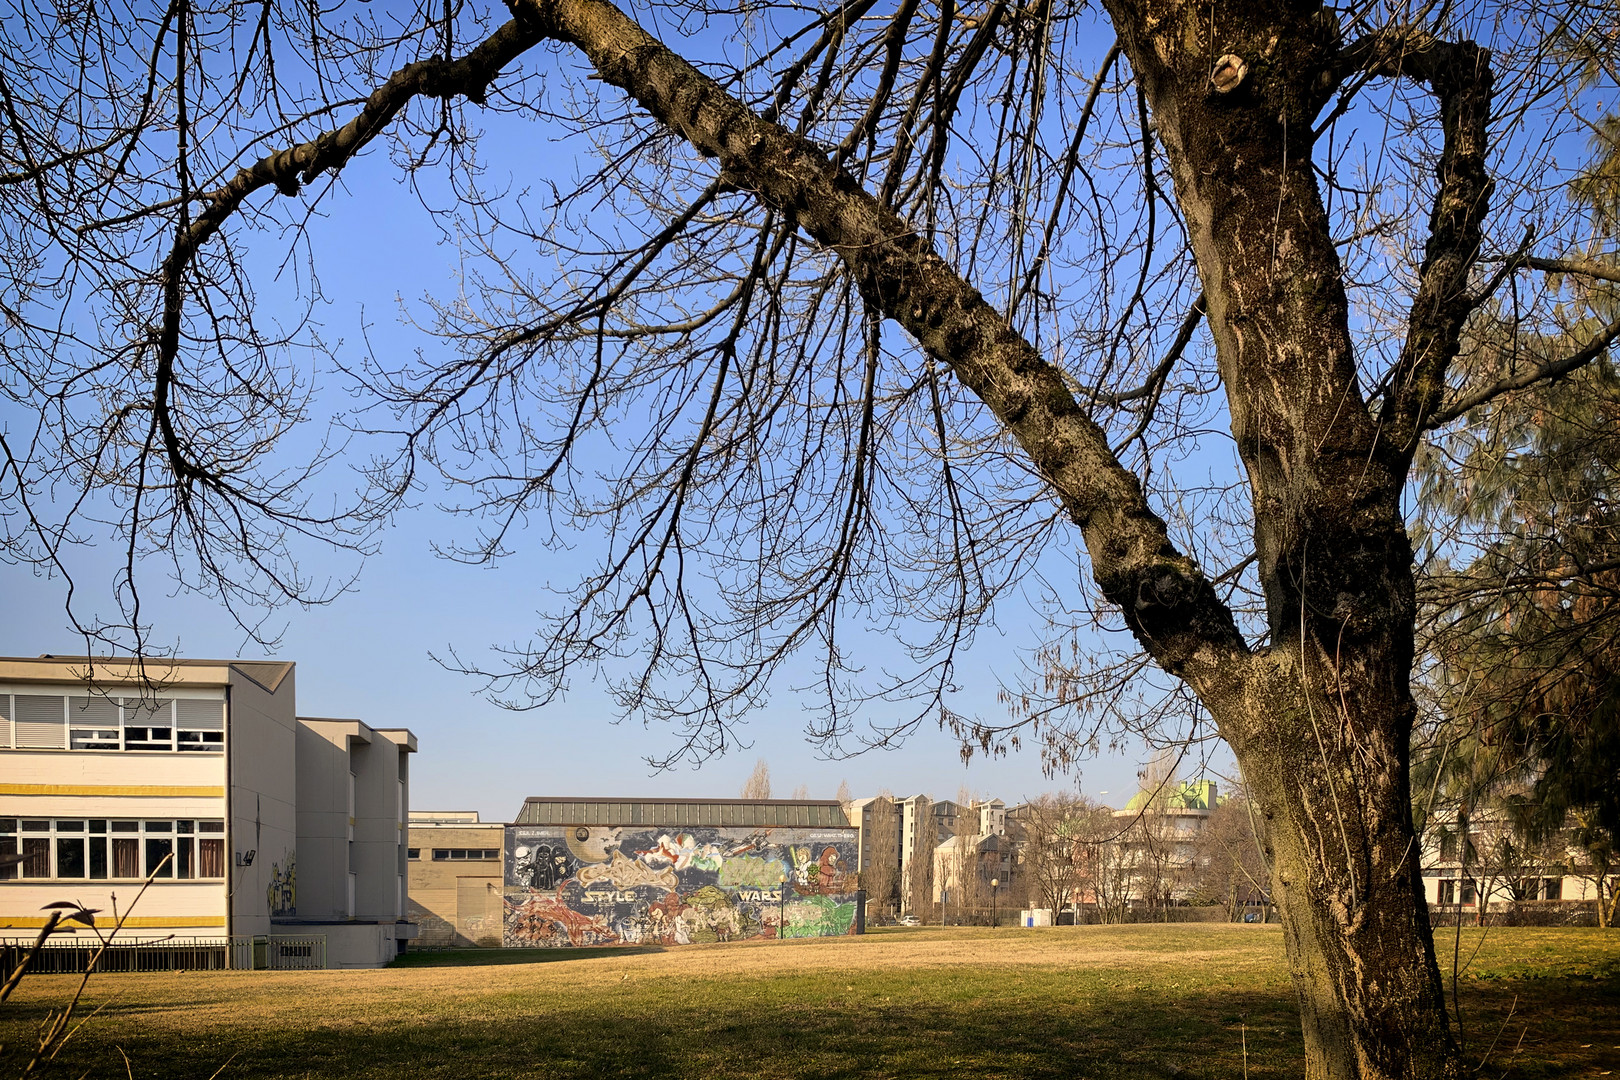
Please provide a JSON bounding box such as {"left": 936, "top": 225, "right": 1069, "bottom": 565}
{"left": 391, "top": 944, "right": 667, "bottom": 967}
{"left": 5, "top": 955, "right": 1616, "bottom": 1079}
{"left": 3, "top": 972, "right": 1313, "bottom": 1080}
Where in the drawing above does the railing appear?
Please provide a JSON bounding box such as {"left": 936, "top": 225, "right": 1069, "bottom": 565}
{"left": 2, "top": 934, "right": 327, "bottom": 977}
{"left": 228, "top": 935, "right": 327, "bottom": 970}
{"left": 0, "top": 936, "right": 231, "bottom": 977}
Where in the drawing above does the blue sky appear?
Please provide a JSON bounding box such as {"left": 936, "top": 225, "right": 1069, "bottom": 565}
{"left": 1, "top": 103, "right": 1165, "bottom": 819}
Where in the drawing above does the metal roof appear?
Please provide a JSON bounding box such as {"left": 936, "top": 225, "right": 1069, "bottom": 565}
{"left": 514, "top": 797, "right": 853, "bottom": 829}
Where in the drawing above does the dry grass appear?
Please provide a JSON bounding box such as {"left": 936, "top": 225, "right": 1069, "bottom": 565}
{"left": 1, "top": 924, "right": 1616, "bottom": 1078}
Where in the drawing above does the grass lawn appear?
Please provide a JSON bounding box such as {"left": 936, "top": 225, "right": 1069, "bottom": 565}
{"left": 2, "top": 924, "right": 1617, "bottom": 1078}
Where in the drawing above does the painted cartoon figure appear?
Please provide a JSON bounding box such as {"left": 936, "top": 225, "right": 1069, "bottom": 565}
{"left": 514, "top": 843, "right": 574, "bottom": 891}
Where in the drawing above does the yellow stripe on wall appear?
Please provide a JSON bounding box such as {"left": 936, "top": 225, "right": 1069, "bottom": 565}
{"left": 0, "top": 916, "right": 226, "bottom": 929}
{"left": 0, "top": 785, "right": 225, "bottom": 798}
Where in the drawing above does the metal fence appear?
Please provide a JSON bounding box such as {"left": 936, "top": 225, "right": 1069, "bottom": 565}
{"left": 229, "top": 935, "right": 326, "bottom": 970}
{"left": 1, "top": 936, "right": 231, "bottom": 977}
{"left": 2, "top": 934, "right": 327, "bottom": 977}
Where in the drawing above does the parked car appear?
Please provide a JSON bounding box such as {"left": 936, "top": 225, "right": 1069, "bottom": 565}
{"left": 898, "top": 915, "right": 922, "bottom": 927}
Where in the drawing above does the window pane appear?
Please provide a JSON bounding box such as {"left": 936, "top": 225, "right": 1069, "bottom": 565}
{"left": 57, "top": 837, "right": 86, "bottom": 878}
{"left": 89, "top": 820, "right": 106, "bottom": 833}
{"left": 199, "top": 821, "right": 224, "bottom": 833}
{"left": 176, "top": 837, "right": 194, "bottom": 879}
{"left": 198, "top": 838, "right": 224, "bottom": 878}
{"left": 21, "top": 837, "right": 50, "bottom": 878}
{"left": 55, "top": 820, "right": 84, "bottom": 832}
{"left": 146, "top": 838, "right": 174, "bottom": 877}
{"left": 144, "top": 820, "right": 172, "bottom": 832}
{"left": 176, "top": 700, "right": 224, "bottom": 752}
{"left": 70, "top": 726, "right": 121, "bottom": 750}
{"left": 89, "top": 837, "right": 108, "bottom": 879}
{"left": 112, "top": 838, "right": 139, "bottom": 877}
{"left": 0, "top": 837, "right": 15, "bottom": 881}
{"left": 124, "top": 725, "right": 173, "bottom": 751}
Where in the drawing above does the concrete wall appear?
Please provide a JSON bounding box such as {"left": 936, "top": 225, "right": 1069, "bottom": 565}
{"left": 289, "top": 718, "right": 417, "bottom": 966}
{"left": 294, "top": 719, "right": 362, "bottom": 921}
{"left": 504, "top": 824, "right": 862, "bottom": 947}
{"left": 226, "top": 666, "right": 298, "bottom": 938}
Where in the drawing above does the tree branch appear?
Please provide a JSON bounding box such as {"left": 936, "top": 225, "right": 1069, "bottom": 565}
{"left": 1370, "top": 32, "right": 1494, "bottom": 449}
{"left": 1523, "top": 255, "right": 1620, "bottom": 285}
{"left": 1423, "top": 311, "right": 1620, "bottom": 430}
{"left": 151, "top": 17, "right": 544, "bottom": 491}
{"left": 507, "top": 0, "right": 1252, "bottom": 690}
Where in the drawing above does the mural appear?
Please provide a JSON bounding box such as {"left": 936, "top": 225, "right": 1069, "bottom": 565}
{"left": 266, "top": 850, "right": 296, "bottom": 917}
{"left": 504, "top": 825, "right": 861, "bottom": 948}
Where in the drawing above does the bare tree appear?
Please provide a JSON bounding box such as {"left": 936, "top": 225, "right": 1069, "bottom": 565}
{"left": 6, "top": 0, "right": 1617, "bottom": 1073}
{"left": 1192, "top": 794, "right": 1270, "bottom": 922}
{"left": 903, "top": 797, "right": 935, "bottom": 919}
{"left": 858, "top": 795, "right": 901, "bottom": 921}
{"left": 1073, "top": 803, "right": 1135, "bottom": 925}
{"left": 740, "top": 758, "right": 772, "bottom": 801}
{"left": 1562, "top": 809, "right": 1620, "bottom": 928}
{"left": 1016, "top": 793, "right": 1089, "bottom": 916}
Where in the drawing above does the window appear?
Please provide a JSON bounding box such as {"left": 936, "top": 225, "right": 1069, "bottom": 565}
{"left": 431, "top": 848, "right": 500, "bottom": 861}
{"left": 69, "top": 696, "right": 120, "bottom": 750}
{"left": 123, "top": 699, "right": 174, "bottom": 751}
{"left": 14, "top": 695, "right": 65, "bottom": 749}
{"left": 407, "top": 848, "right": 421, "bottom": 860}
{"left": 176, "top": 699, "right": 224, "bottom": 750}
{"left": 1544, "top": 877, "right": 1563, "bottom": 901}
{"left": 1438, "top": 879, "right": 1456, "bottom": 905}
{"left": 0, "top": 818, "right": 226, "bottom": 880}
{"left": 0, "top": 690, "right": 224, "bottom": 753}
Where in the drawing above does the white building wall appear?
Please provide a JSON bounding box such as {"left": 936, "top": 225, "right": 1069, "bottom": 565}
{"left": 225, "top": 665, "right": 298, "bottom": 938}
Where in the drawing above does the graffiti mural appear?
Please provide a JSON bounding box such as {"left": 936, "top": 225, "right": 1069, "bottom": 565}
{"left": 266, "top": 850, "right": 296, "bottom": 917}
{"left": 503, "top": 825, "right": 861, "bottom": 948}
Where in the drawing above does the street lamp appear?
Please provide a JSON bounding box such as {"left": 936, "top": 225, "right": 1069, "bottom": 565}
{"left": 991, "top": 877, "right": 999, "bottom": 928}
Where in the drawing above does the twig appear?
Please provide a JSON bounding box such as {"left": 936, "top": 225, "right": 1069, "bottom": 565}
{"left": 0, "top": 912, "right": 64, "bottom": 1004}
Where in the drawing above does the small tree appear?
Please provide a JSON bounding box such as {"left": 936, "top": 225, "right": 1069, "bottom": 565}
{"left": 1192, "top": 795, "right": 1270, "bottom": 922}
{"left": 1074, "top": 804, "right": 1136, "bottom": 925}
{"left": 740, "top": 759, "right": 772, "bottom": 801}
{"left": 1564, "top": 808, "right": 1620, "bottom": 928}
{"left": 1018, "top": 794, "right": 1090, "bottom": 917}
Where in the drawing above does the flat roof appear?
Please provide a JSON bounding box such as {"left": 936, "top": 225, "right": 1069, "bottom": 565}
{"left": 514, "top": 797, "right": 853, "bottom": 829}
{"left": 0, "top": 655, "right": 294, "bottom": 693}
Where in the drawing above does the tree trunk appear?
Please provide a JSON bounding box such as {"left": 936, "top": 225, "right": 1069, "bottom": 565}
{"left": 1097, "top": 1, "right": 1486, "bottom": 1076}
